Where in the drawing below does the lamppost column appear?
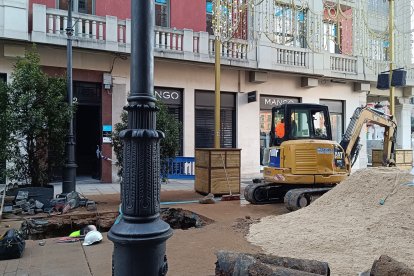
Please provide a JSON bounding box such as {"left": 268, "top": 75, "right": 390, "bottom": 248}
{"left": 108, "top": 1, "right": 173, "bottom": 275}
{"left": 62, "top": 0, "right": 77, "bottom": 193}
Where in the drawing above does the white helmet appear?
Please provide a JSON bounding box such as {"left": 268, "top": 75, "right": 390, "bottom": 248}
{"left": 82, "top": 230, "right": 103, "bottom": 246}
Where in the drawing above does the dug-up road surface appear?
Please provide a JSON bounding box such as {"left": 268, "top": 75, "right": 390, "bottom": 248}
{"left": 0, "top": 191, "right": 287, "bottom": 276}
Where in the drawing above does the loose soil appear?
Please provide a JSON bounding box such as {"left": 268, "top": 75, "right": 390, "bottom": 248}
{"left": 20, "top": 208, "right": 214, "bottom": 240}
{"left": 248, "top": 167, "right": 414, "bottom": 275}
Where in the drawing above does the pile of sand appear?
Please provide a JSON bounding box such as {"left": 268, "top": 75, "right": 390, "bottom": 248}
{"left": 247, "top": 167, "right": 414, "bottom": 275}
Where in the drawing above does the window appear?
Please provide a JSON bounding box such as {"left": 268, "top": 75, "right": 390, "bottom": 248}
{"left": 367, "top": 0, "right": 388, "bottom": 16}
{"left": 274, "top": 3, "right": 307, "bottom": 47}
{"left": 320, "top": 100, "right": 344, "bottom": 142}
{"left": 368, "top": 37, "right": 388, "bottom": 61}
{"left": 312, "top": 111, "right": 328, "bottom": 138}
{"left": 206, "top": 0, "right": 248, "bottom": 39}
{"left": 58, "top": 0, "right": 94, "bottom": 14}
{"left": 290, "top": 109, "right": 310, "bottom": 138}
{"left": 323, "top": 21, "right": 339, "bottom": 54}
{"left": 156, "top": 0, "right": 169, "bottom": 27}
{"left": 287, "top": 107, "right": 331, "bottom": 140}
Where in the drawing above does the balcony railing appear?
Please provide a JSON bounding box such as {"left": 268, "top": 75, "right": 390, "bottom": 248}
{"left": 330, "top": 54, "right": 357, "bottom": 74}
{"left": 155, "top": 27, "right": 183, "bottom": 51}
{"left": 46, "top": 9, "right": 107, "bottom": 40}
{"left": 209, "top": 37, "right": 249, "bottom": 60}
{"left": 274, "top": 46, "right": 309, "bottom": 68}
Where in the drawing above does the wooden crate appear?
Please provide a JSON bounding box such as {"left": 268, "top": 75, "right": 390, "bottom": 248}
{"left": 195, "top": 148, "right": 241, "bottom": 195}
{"left": 372, "top": 149, "right": 413, "bottom": 165}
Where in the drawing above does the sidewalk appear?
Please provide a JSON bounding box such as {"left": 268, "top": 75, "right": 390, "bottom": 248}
{"left": 50, "top": 176, "right": 257, "bottom": 197}
{"left": 50, "top": 179, "right": 197, "bottom": 197}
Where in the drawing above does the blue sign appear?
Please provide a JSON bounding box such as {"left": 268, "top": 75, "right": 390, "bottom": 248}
{"left": 103, "top": 125, "right": 112, "bottom": 132}
{"left": 206, "top": 2, "right": 213, "bottom": 13}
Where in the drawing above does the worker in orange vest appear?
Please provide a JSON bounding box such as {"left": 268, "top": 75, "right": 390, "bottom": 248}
{"left": 275, "top": 118, "right": 285, "bottom": 138}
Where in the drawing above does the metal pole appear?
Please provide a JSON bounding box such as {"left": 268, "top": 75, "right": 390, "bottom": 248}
{"left": 214, "top": 0, "right": 221, "bottom": 149}
{"left": 108, "top": 1, "right": 172, "bottom": 275}
{"left": 215, "top": 38, "right": 221, "bottom": 149}
{"left": 389, "top": 0, "right": 395, "bottom": 116}
{"left": 62, "top": 0, "right": 77, "bottom": 193}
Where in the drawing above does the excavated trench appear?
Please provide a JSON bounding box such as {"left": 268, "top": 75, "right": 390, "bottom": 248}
{"left": 21, "top": 208, "right": 213, "bottom": 240}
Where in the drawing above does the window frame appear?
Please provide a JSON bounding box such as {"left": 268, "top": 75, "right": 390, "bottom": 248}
{"left": 56, "top": 0, "right": 95, "bottom": 14}
{"left": 323, "top": 21, "right": 340, "bottom": 54}
{"left": 155, "top": 0, "right": 170, "bottom": 28}
{"left": 274, "top": 3, "right": 307, "bottom": 48}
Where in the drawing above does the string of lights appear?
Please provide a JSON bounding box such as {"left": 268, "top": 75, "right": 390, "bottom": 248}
{"left": 212, "top": 0, "right": 414, "bottom": 77}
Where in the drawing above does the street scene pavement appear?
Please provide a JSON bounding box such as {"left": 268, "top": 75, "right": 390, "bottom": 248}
{"left": 0, "top": 177, "right": 282, "bottom": 276}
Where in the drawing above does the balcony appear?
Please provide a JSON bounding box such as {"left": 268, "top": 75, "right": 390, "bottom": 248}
{"left": 0, "top": 2, "right": 413, "bottom": 85}
{"left": 30, "top": 4, "right": 251, "bottom": 68}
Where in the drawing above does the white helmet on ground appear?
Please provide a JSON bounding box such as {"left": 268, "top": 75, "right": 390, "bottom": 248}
{"left": 82, "top": 230, "right": 103, "bottom": 246}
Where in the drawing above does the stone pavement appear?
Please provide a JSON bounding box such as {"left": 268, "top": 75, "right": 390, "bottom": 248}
{"left": 49, "top": 175, "right": 258, "bottom": 197}
{"left": 50, "top": 178, "right": 198, "bottom": 197}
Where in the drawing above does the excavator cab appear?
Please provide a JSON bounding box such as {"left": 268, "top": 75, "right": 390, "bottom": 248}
{"left": 270, "top": 103, "right": 332, "bottom": 146}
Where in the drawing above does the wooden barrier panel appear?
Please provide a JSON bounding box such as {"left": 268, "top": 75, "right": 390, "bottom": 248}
{"left": 372, "top": 149, "right": 413, "bottom": 170}
{"left": 194, "top": 149, "right": 241, "bottom": 195}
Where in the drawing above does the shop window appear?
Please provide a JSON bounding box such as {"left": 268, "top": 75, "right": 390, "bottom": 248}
{"left": 274, "top": 3, "right": 307, "bottom": 48}
{"left": 0, "top": 73, "right": 6, "bottom": 83}
{"left": 155, "top": 87, "right": 183, "bottom": 156}
{"left": 156, "top": 0, "right": 169, "bottom": 27}
{"left": 58, "top": 0, "right": 94, "bottom": 14}
{"left": 195, "top": 91, "right": 236, "bottom": 149}
{"left": 320, "top": 99, "right": 344, "bottom": 142}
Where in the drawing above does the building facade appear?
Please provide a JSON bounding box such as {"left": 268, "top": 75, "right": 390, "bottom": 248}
{"left": 1, "top": 0, "right": 413, "bottom": 182}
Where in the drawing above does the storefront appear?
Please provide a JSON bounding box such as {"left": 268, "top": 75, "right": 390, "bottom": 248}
{"left": 155, "top": 87, "right": 184, "bottom": 155}
{"left": 259, "top": 95, "right": 300, "bottom": 165}
{"left": 195, "top": 90, "right": 236, "bottom": 148}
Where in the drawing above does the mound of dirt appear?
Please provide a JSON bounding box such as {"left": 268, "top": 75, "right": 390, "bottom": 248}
{"left": 247, "top": 167, "right": 414, "bottom": 275}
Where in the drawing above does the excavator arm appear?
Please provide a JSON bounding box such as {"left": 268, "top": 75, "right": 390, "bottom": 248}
{"left": 340, "top": 107, "right": 397, "bottom": 168}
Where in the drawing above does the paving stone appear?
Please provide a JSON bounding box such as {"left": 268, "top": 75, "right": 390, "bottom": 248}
{"left": 4, "top": 259, "right": 19, "bottom": 273}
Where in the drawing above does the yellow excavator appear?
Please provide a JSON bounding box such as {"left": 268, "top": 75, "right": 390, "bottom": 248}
{"left": 244, "top": 103, "right": 397, "bottom": 210}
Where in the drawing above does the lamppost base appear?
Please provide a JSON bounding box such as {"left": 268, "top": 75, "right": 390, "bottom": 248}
{"left": 108, "top": 217, "right": 173, "bottom": 276}
{"left": 62, "top": 163, "right": 77, "bottom": 193}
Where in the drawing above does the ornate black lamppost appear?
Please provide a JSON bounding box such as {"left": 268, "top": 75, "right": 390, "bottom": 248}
{"left": 62, "top": 0, "right": 77, "bottom": 193}
{"left": 108, "top": 1, "right": 173, "bottom": 275}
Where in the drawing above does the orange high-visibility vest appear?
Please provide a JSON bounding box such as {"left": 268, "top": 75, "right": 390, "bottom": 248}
{"left": 276, "top": 122, "right": 285, "bottom": 138}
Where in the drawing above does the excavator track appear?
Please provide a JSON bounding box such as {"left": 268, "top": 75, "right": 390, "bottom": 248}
{"left": 244, "top": 182, "right": 288, "bottom": 204}
{"left": 284, "top": 188, "right": 332, "bottom": 211}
